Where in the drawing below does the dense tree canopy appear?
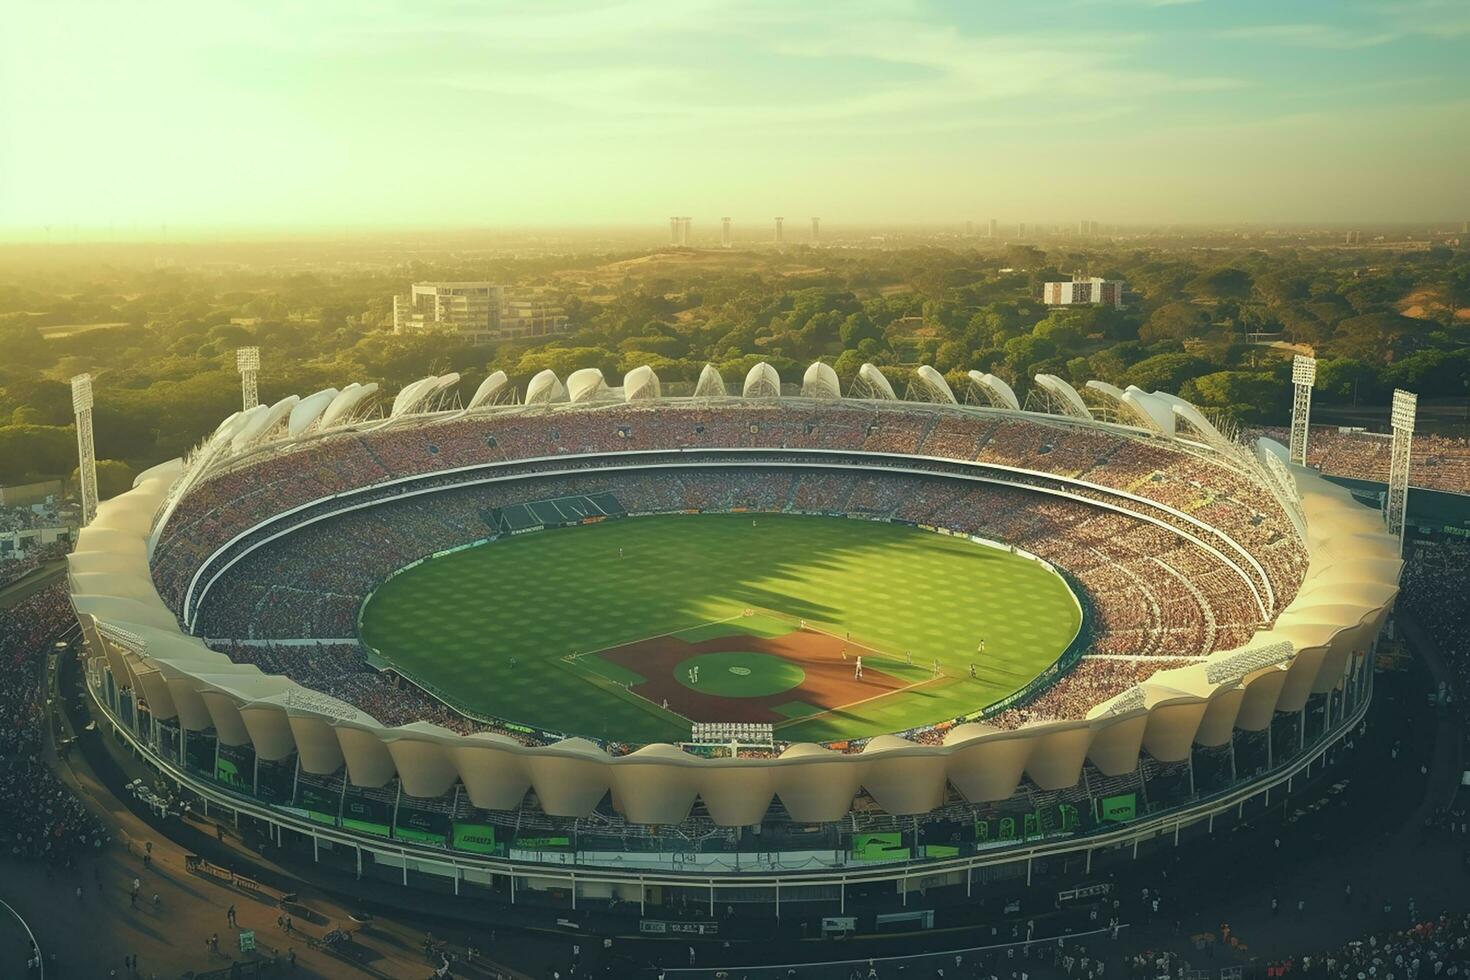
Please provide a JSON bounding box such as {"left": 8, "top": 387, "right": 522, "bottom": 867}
{"left": 1, "top": 238, "right": 1466, "bottom": 482}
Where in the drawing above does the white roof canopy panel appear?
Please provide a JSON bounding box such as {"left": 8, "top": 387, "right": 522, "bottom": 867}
{"left": 969, "top": 371, "right": 1020, "bottom": 411}
{"left": 1034, "top": 374, "right": 1092, "bottom": 420}
{"left": 319, "top": 383, "right": 379, "bottom": 429}
{"left": 801, "top": 361, "right": 841, "bottom": 399}
{"left": 566, "top": 368, "right": 609, "bottom": 404}
{"left": 855, "top": 363, "right": 897, "bottom": 400}
{"left": 467, "top": 371, "right": 511, "bottom": 409}
{"left": 288, "top": 388, "right": 339, "bottom": 436}
{"left": 525, "top": 369, "right": 568, "bottom": 405}
{"left": 694, "top": 363, "right": 727, "bottom": 398}
{"left": 742, "top": 362, "right": 781, "bottom": 398}
{"left": 622, "top": 365, "right": 661, "bottom": 402}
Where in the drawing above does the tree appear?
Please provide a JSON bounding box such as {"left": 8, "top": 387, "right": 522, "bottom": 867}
{"left": 1331, "top": 313, "right": 1416, "bottom": 363}
{"left": 1385, "top": 348, "right": 1470, "bottom": 397}
{"left": 1140, "top": 303, "right": 1212, "bottom": 344}
{"left": 1125, "top": 353, "right": 1212, "bottom": 394}
{"left": 1315, "top": 358, "right": 1382, "bottom": 405}
{"left": 1187, "top": 267, "right": 1253, "bottom": 302}
{"left": 0, "top": 425, "right": 75, "bottom": 483}
{"left": 71, "top": 459, "right": 136, "bottom": 501}
{"left": 839, "top": 312, "right": 882, "bottom": 347}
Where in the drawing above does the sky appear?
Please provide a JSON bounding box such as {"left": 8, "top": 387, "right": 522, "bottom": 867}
{"left": 2, "top": 0, "right": 1468, "bottom": 234}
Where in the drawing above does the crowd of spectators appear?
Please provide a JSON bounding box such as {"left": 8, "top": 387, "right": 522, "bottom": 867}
{"left": 1256, "top": 424, "right": 1470, "bottom": 495}
{"left": 0, "top": 584, "right": 108, "bottom": 862}
{"left": 1401, "top": 537, "right": 1470, "bottom": 717}
{"left": 186, "top": 463, "right": 1277, "bottom": 749}
{"left": 154, "top": 403, "right": 1302, "bottom": 608}
{"left": 200, "top": 467, "right": 1267, "bottom": 663}
{"left": 0, "top": 539, "right": 68, "bottom": 589}
{"left": 1262, "top": 910, "right": 1470, "bottom": 980}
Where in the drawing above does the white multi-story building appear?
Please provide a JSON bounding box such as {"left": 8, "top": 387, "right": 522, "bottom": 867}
{"left": 1042, "top": 274, "right": 1125, "bottom": 309}
{"left": 501, "top": 299, "right": 570, "bottom": 341}
{"left": 393, "top": 282, "right": 569, "bottom": 344}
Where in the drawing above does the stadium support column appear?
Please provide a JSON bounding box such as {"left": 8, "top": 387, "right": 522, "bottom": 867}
{"left": 1289, "top": 354, "right": 1316, "bottom": 466}
{"left": 1387, "top": 389, "right": 1417, "bottom": 551}
{"left": 71, "top": 374, "right": 98, "bottom": 525}
{"left": 236, "top": 346, "right": 260, "bottom": 410}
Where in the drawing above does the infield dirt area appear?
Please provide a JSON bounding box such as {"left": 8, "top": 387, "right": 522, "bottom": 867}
{"left": 596, "top": 626, "right": 926, "bottom": 725}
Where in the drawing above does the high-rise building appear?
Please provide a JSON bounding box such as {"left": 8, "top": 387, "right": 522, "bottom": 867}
{"left": 669, "top": 217, "right": 680, "bottom": 246}
{"left": 774, "top": 217, "right": 784, "bottom": 243}
{"left": 1018, "top": 222, "right": 1027, "bottom": 239}
{"left": 988, "top": 218, "right": 998, "bottom": 238}
{"left": 810, "top": 217, "right": 820, "bottom": 241}
{"left": 965, "top": 220, "right": 974, "bottom": 237}
{"left": 1078, "top": 220, "right": 1088, "bottom": 235}
{"left": 1042, "top": 273, "right": 1125, "bottom": 309}
{"left": 394, "top": 282, "right": 569, "bottom": 344}
{"left": 721, "top": 217, "right": 732, "bottom": 248}
{"left": 1089, "top": 220, "right": 1099, "bottom": 236}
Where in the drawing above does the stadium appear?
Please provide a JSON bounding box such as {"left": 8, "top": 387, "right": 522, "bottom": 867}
{"left": 66, "top": 359, "right": 1401, "bottom": 911}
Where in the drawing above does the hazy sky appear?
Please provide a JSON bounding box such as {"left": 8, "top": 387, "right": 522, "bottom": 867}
{"left": 3, "top": 0, "right": 1468, "bottom": 233}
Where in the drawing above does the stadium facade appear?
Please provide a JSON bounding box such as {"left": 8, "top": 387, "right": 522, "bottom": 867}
{"left": 66, "top": 360, "right": 1399, "bottom": 903}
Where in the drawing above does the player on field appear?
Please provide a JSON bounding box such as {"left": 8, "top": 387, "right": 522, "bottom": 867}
{"left": 855, "top": 655, "right": 864, "bottom": 680}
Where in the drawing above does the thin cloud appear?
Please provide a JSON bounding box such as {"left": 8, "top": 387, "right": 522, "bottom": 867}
{"left": 1218, "top": 23, "right": 1399, "bottom": 48}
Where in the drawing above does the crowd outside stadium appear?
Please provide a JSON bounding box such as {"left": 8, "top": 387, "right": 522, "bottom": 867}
{"left": 1254, "top": 425, "right": 1470, "bottom": 495}
{"left": 0, "top": 585, "right": 108, "bottom": 862}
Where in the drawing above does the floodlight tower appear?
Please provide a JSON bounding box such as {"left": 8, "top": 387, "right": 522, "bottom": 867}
{"left": 810, "top": 217, "right": 820, "bottom": 242}
{"left": 721, "top": 217, "right": 732, "bottom": 248}
{"left": 71, "top": 374, "right": 98, "bottom": 526}
{"left": 236, "top": 346, "right": 260, "bottom": 410}
{"left": 1386, "top": 389, "right": 1417, "bottom": 551}
{"left": 1289, "top": 354, "right": 1317, "bottom": 466}
{"left": 774, "top": 217, "right": 784, "bottom": 243}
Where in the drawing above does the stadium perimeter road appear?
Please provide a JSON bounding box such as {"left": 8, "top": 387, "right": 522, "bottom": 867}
{"left": 17, "top": 626, "right": 1465, "bottom": 979}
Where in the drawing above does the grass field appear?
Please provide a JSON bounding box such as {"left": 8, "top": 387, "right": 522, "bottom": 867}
{"left": 358, "top": 513, "right": 1082, "bottom": 744}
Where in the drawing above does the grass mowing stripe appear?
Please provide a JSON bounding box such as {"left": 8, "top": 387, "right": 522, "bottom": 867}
{"left": 359, "top": 513, "right": 1081, "bottom": 744}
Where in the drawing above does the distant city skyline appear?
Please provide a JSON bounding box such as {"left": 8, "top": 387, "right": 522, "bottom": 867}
{"left": 2, "top": 0, "right": 1469, "bottom": 233}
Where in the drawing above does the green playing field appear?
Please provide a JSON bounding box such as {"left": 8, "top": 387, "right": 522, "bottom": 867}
{"left": 358, "top": 513, "right": 1083, "bottom": 744}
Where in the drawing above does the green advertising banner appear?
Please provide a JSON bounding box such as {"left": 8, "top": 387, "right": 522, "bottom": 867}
{"left": 975, "top": 803, "right": 1083, "bottom": 844}
{"left": 1098, "top": 793, "right": 1137, "bottom": 823}
{"left": 215, "top": 757, "right": 242, "bottom": 787}
{"left": 341, "top": 796, "right": 391, "bottom": 837}
{"left": 395, "top": 808, "right": 449, "bottom": 846}
{"left": 452, "top": 823, "right": 499, "bottom": 855}
{"left": 296, "top": 784, "right": 338, "bottom": 826}
{"left": 852, "top": 832, "right": 910, "bottom": 861}
{"left": 513, "top": 835, "right": 572, "bottom": 850}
